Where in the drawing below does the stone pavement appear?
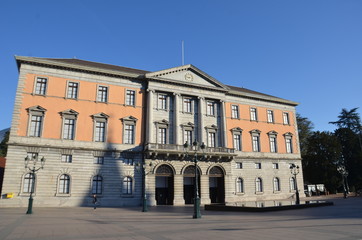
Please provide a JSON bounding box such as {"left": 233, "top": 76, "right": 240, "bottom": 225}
{"left": 0, "top": 195, "right": 361, "bottom": 240}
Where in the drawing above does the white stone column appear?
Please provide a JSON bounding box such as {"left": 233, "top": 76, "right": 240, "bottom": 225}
{"left": 220, "top": 100, "right": 228, "bottom": 147}
{"left": 146, "top": 89, "right": 154, "bottom": 144}
{"left": 200, "top": 174, "right": 211, "bottom": 205}
{"left": 173, "top": 174, "right": 184, "bottom": 205}
{"left": 198, "top": 97, "right": 205, "bottom": 144}
{"left": 173, "top": 93, "right": 180, "bottom": 145}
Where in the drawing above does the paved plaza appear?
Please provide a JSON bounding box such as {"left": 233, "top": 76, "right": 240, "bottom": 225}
{"left": 0, "top": 195, "right": 361, "bottom": 240}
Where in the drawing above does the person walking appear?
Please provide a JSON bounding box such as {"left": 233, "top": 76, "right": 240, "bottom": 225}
{"left": 92, "top": 194, "right": 98, "bottom": 210}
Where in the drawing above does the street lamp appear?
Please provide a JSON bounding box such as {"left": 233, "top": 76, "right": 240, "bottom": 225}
{"left": 337, "top": 165, "right": 349, "bottom": 198}
{"left": 290, "top": 163, "right": 300, "bottom": 205}
{"left": 183, "top": 140, "right": 205, "bottom": 219}
{"left": 24, "top": 154, "right": 45, "bottom": 214}
{"left": 136, "top": 160, "right": 153, "bottom": 212}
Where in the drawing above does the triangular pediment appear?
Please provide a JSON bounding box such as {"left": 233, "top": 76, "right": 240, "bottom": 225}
{"left": 145, "top": 65, "right": 229, "bottom": 90}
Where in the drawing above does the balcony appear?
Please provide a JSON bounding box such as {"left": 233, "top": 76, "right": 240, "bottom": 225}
{"left": 145, "top": 143, "right": 236, "bottom": 161}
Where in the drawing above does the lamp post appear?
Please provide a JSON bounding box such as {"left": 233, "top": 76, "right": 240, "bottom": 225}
{"left": 136, "top": 160, "right": 153, "bottom": 212}
{"left": 337, "top": 165, "right": 349, "bottom": 198}
{"left": 24, "top": 154, "right": 45, "bottom": 214}
{"left": 290, "top": 163, "right": 300, "bottom": 205}
{"left": 183, "top": 140, "right": 205, "bottom": 219}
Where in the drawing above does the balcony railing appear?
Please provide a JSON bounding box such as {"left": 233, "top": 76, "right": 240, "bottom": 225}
{"left": 146, "top": 143, "right": 235, "bottom": 154}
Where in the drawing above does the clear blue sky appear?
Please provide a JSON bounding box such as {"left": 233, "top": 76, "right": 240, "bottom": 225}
{"left": 1, "top": 0, "right": 361, "bottom": 132}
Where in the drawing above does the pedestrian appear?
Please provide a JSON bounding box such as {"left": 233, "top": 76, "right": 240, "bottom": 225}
{"left": 92, "top": 194, "right": 98, "bottom": 209}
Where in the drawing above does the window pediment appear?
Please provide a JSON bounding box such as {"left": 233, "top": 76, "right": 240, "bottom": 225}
{"left": 250, "top": 129, "right": 261, "bottom": 134}
{"left": 92, "top": 112, "right": 109, "bottom": 120}
{"left": 268, "top": 130, "right": 278, "bottom": 136}
{"left": 27, "top": 105, "right": 47, "bottom": 113}
{"left": 121, "top": 116, "right": 138, "bottom": 122}
{"left": 60, "top": 109, "right": 78, "bottom": 117}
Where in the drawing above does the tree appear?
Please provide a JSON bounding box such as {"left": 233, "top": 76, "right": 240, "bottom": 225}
{"left": 297, "top": 113, "right": 314, "bottom": 156}
{"left": 0, "top": 130, "right": 9, "bottom": 157}
{"left": 329, "top": 107, "right": 361, "bottom": 134}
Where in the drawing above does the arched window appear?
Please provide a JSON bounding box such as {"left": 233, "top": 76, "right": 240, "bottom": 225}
{"left": 273, "top": 177, "right": 280, "bottom": 192}
{"left": 290, "top": 177, "right": 296, "bottom": 191}
{"left": 92, "top": 175, "right": 103, "bottom": 194}
{"left": 236, "top": 178, "right": 244, "bottom": 193}
{"left": 122, "top": 177, "right": 132, "bottom": 195}
{"left": 256, "top": 177, "right": 263, "bottom": 192}
{"left": 23, "top": 173, "right": 35, "bottom": 193}
{"left": 59, "top": 174, "right": 70, "bottom": 194}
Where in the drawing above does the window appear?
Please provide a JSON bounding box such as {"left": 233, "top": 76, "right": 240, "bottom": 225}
{"left": 158, "top": 94, "right": 168, "bottom": 110}
{"left": 63, "top": 119, "right": 75, "bottom": 140}
{"left": 256, "top": 177, "right": 263, "bottom": 192}
{"left": 183, "top": 97, "right": 193, "bottom": 113}
{"left": 92, "top": 113, "right": 108, "bottom": 142}
{"left": 236, "top": 162, "right": 243, "bottom": 169}
{"left": 231, "top": 105, "right": 239, "bottom": 119}
{"left": 27, "top": 106, "right": 46, "bottom": 137}
{"left": 283, "top": 112, "right": 290, "bottom": 125}
{"left": 92, "top": 175, "right": 103, "bottom": 194}
{"left": 273, "top": 177, "right": 280, "bottom": 192}
{"left": 23, "top": 173, "right": 35, "bottom": 193}
{"left": 122, "top": 177, "right": 132, "bottom": 195}
{"left": 273, "top": 163, "right": 279, "bottom": 169}
{"left": 208, "top": 132, "right": 216, "bottom": 147}
{"left": 250, "top": 129, "right": 261, "bottom": 152}
{"left": 97, "top": 86, "right": 108, "bottom": 102}
{"left": 207, "top": 101, "right": 216, "bottom": 116}
{"left": 59, "top": 174, "right": 70, "bottom": 194}
{"left": 233, "top": 134, "right": 242, "bottom": 151}
{"left": 184, "top": 130, "right": 193, "bottom": 145}
{"left": 268, "top": 131, "right": 278, "bottom": 153}
{"left": 250, "top": 108, "right": 257, "bottom": 121}
{"left": 126, "top": 90, "right": 136, "bottom": 106}
{"left": 284, "top": 133, "right": 293, "bottom": 153}
{"left": 255, "top": 163, "right": 262, "bottom": 169}
{"left": 123, "top": 158, "right": 134, "bottom": 165}
{"left": 158, "top": 128, "right": 167, "bottom": 144}
{"left": 236, "top": 178, "right": 244, "bottom": 193}
{"left": 95, "top": 121, "right": 106, "bottom": 142}
{"left": 267, "top": 110, "right": 274, "bottom": 123}
{"left": 61, "top": 154, "right": 72, "bottom": 163}
{"left": 34, "top": 77, "right": 47, "bottom": 95}
{"left": 67, "top": 82, "right": 79, "bottom": 99}
{"left": 290, "top": 177, "right": 296, "bottom": 191}
{"left": 94, "top": 156, "right": 104, "bottom": 164}
{"left": 124, "top": 124, "right": 135, "bottom": 144}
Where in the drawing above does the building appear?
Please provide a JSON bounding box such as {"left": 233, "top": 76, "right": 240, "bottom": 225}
{"left": 0, "top": 157, "right": 5, "bottom": 195}
{"left": 0, "top": 56, "right": 304, "bottom": 207}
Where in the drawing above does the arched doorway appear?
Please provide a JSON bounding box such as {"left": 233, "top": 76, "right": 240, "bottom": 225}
{"left": 183, "top": 165, "right": 201, "bottom": 204}
{"left": 209, "top": 166, "right": 225, "bottom": 203}
{"left": 155, "top": 164, "right": 174, "bottom": 205}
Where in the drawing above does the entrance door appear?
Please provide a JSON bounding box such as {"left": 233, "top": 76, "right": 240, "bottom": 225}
{"left": 209, "top": 166, "right": 225, "bottom": 203}
{"left": 183, "top": 165, "right": 201, "bottom": 204}
{"left": 155, "top": 165, "right": 174, "bottom": 205}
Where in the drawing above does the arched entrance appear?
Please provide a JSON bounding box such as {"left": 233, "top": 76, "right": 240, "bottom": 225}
{"left": 183, "top": 165, "right": 201, "bottom": 204}
{"left": 155, "top": 164, "right": 174, "bottom": 205}
{"left": 209, "top": 166, "right": 225, "bottom": 203}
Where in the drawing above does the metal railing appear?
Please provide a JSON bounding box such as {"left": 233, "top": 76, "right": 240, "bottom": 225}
{"left": 146, "top": 143, "right": 235, "bottom": 154}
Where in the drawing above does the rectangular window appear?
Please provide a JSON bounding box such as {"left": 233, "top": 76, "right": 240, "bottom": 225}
{"left": 184, "top": 130, "right": 193, "bottom": 145}
{"left": 231, "top": 105, "right": 239, "bottom": 119}
{"left": 286, "top": 138, "right": 293, "bottom": 153}
{"left": 35, "top": 77, "right": 47, "bottom": 95}
{"left": 252, "top": 135, "right": 260, "bottom": 152}
{"left": 207, "top": 101, "right": 215, "bottom": 116}
{"left": 95, "top": 121, "right": 106, "bottom": 142}
{"left": 124, "top": 124, "right": 135, "bottom": 144}
{"left": 233, "top": 134, "right": 241, "bottom": 151}
{"left": 183, "top": 97, "right": 192, "bottom": 113}
{"left": 61, "top": 154, "right": 72, "bottom": 163}
{"left": 255, "top": 163, "right": 262, "bottom": 169}
{"left": 63, "top": 119, "right": 75, "bottom": 140}
{"left": 158, "top": 94, "right": 168, "bottom": 110}
{"left": 273, "top": 163, "right": 279, "bottom": 169}
{"left": 236, "top": 162, "right": 243, "bottom": 169}
{"left": 270, "top": 136, "right": 277, "bottom": 153}
{"left": 94, "top": 156, "right": 104, "bottom": 164}
{"left": 67, "top": 82, "right": 78, "bottom": 99}
{"left": 126, "top": 90, "right": 136, "bottom": 106}
{"left": 267, "top": 110, "right": 274, "bottom": 123}
{"left": 250, "top": 108, "right": 257, "bottom": 121}
{"left": 29, "top": 115, "right": 43, "bottom": 137}
{"left": 208, "top": 132, "right": 216, "bottom": 147}
{"left": 158, "top": 128, "right": 167, "bottom": 144}
{"left": 97, "top": 86, "right": 108, "bottom": 102}
{"left": 123, "top": 158, "right": 134, "bottom": 165}
{"left": 283, "top": 112, "right": 290, "bottom": 125}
